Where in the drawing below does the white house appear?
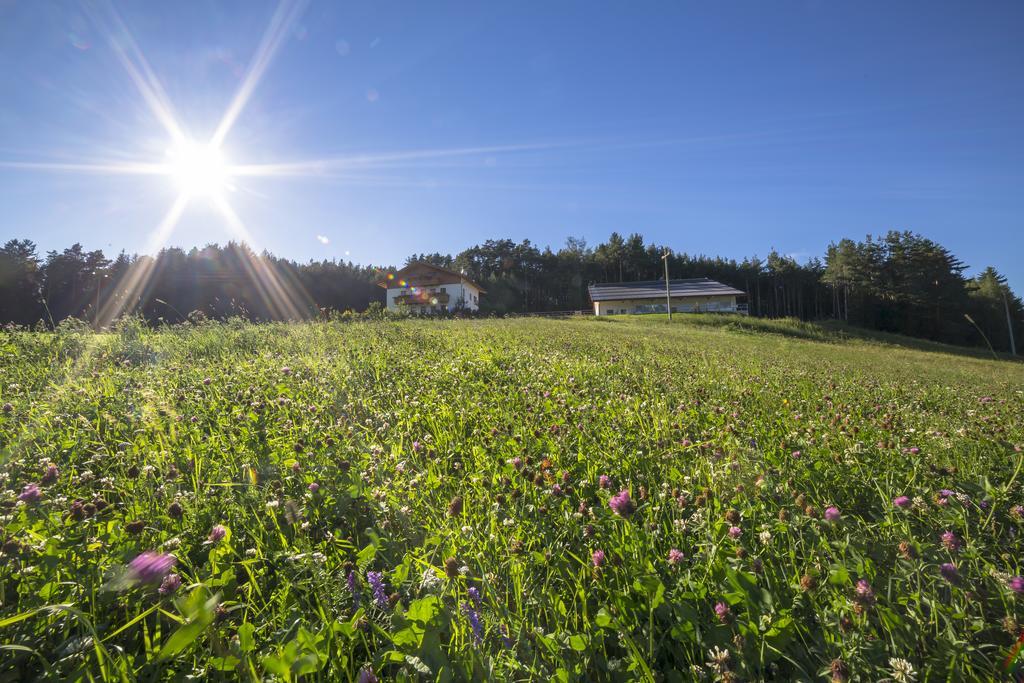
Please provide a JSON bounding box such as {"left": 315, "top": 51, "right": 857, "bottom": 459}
{"left": 588, "top": 278, "right": 747, "bottom": 316}
{"left": 378, "top": 261, "right": 485, "bottom": 314}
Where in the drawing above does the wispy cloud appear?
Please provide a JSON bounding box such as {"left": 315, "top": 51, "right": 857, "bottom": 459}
{"left": 316, "top": 234, "right": 329, "bottom": 244}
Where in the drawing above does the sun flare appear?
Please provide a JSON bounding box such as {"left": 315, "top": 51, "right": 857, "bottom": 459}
{"left": 165, "top": 141, "right": 229, "bottom": 198}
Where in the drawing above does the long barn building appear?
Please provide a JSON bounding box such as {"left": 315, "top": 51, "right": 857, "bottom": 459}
{"left": 588, "top": 278, "right": 746, "bottom": 316}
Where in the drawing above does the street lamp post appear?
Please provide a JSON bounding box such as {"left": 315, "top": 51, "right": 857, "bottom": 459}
{"left": 662, "top": 249, "right": 672, "bottom": 322}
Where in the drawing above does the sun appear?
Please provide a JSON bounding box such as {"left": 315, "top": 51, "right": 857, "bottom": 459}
{"left": 165, "top": 141, "right": 230, "bottom": 198}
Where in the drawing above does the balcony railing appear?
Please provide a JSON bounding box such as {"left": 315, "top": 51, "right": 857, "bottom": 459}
{"left": 394, "top": 292, "right": 450, "bottom": 306}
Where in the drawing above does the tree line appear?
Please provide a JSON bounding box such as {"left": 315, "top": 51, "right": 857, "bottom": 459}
{"left": 0, "top": 230, "right": 1020, "bottom": 353}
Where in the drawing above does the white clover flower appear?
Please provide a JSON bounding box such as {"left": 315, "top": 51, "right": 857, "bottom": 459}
{"left": 759, "top": 530, "right": 773, "bottom": 545}
{"left": 245, "top": 548, "right": 258, "bottom": 557}
{"left": 889, "top": 658, "right": 916, "bottom": 682}
{"left": 706, "top": 646, "right": 731, "bottom": 673}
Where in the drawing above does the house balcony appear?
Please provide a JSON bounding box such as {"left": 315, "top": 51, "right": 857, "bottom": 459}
{"left": 394, "top": 292, "right": 450, "bottom": 306}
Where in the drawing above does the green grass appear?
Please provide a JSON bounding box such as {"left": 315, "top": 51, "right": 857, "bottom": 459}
{"left": 1, "top": 316, "right": 1022, "bottom": 681}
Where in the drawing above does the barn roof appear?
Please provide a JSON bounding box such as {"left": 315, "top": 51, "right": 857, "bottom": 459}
{"left": 588, "top": 278, "right": 745, "bottom": 302}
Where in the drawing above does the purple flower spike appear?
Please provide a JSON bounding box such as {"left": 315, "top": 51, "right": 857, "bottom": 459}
{"left": 592, "top": 549, "right": 606, "bottom": 568}
{"left": 462, "top": 602, "right": 483, "bottom": 644}
{"left": 893, "top": 496, "right": 912, "bottom": 509}
{"left": 939, "top": 562, "right": 959, "bottom": 583}
{"left": 824, "top": 506, "right": 841, "bottom": 522}
{"left": 208, "top": 525, "right": 227, "bottom": 543}
{"left": 367, "top": 570, "right": 388, "bottom": 609}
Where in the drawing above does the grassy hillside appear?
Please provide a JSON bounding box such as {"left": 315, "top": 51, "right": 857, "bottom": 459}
{"left": 1, "top": 318, "right": 1022, "bottom": 681}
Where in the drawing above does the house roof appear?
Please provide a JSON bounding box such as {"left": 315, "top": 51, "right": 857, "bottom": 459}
{"left": 377, "top": 261, "right": 486, "bottom": 293}
{"left": 588, "top": 278, "right": 745, "bottom": 302}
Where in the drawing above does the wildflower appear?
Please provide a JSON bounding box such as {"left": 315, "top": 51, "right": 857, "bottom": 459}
{"left": 367, "top": 571, "right": 388, "bottom": 609}
{"left": 668, "top": 548, "right": 684, "bottom": 565}
{"left": 167, "top": 501, "right": 183, "bottom": 519}
{"left": 40, "top": 464, "right": 58, "bottom": 485}
{"left": 830, "top": 658, "right": 850, "bottom": 683}
{"left": 824, "top": 506, "right": 841, "bottom": 522}
{"left": 724, "top": 508, "right": 740, "bottom": 524}
{"left": 889, "top": 657, "right": 916, "bottom": 683}
{"left": 592, "top": 549, "right": 606, "bottom": 568}
{"left": 1010, "top": 576, "right": 1024, "bottom": 593}
{"left": 727, "top": 526, "right": 742, "bottom": 540}
{"left": 759, "top": 530, "right": 772, "bottom": 544}
{"left": 852, "top": 579, "right": 876, "bottom": 611}
{"left": 468, "top": 586, "right": 482, "bottom": 610}
{"left": 128, "top": 551, "right": 176, "bottom": 584}
{"left": 462, "top": 601, "right": 483, "bottom": 644}
{"left": 308, "top": 482, "right": 319, "bottom": 493}
{"left": 939, "top": 562, "right": 959, "bottom": 583}
{"left": 411, "top": 440, "right": 422, "bottom": 453}
{"left": 17, "top": 483, "right": 41, "bottom": 504}
{"left": 444, "top": 557, "right": 460, "bottom": 578}
{"left": 356, "top": 667, "right": 378, "bottom": 683}
{"left": 898, "top": 540, "right": 916, "bottom": 559}
{"left": 158, "top": 573, "right": 181, "bottom": 596}
{"left": 791, "top": 450, "right": 801, "bottom": 459}
{"left": 940, "top": 530, "right": 961, "bottom": 552}
{"left": 281, "top": 366, "right": 292, "bottom": 375}
{"left": 713, "top": 601, "right": 731, "bottom": 623}
{"left": 125, "top": 520, "right": 145, "bottom": 535}
{"left": 1011, "top": 505, "right": 1024, "bottom": 520}
{"left": 608, "top": 489, "right": 635, "bottom": 518}
{"left": 892, "top": 495, "right": 912, "bottom": 509}
{"left": 800, "top": 574, "right": 817, "bottom": 591}
{"left": 598, "top": 474, "right": 611, "bottom": 489}
{"left": 346, "top": 570, "right": 360, "bottom": 606}
{"left": 499, "top": 623, "right": 513, "bottom": 649}
{"left": 208, "top": 525, "right": 227, "bottom": 543}
{"left": 511, "top": 456, "right": 523, "bottom": 469}
{"left": 706, "top": 645, "right": 731, "bottom": 673}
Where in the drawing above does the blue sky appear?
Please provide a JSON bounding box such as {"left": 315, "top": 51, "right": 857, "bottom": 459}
{"left": 0, "top": 1, "right": 1021, "bottom": 290}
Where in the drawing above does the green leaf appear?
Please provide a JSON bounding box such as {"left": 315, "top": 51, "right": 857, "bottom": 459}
{"left": 157, "top": 620, "right": 208, "bottom": 660}
{"left": 357, "top": 543, "right": 377, "bottom": 568}
{"left": 568, "top": 633, "right": 589, "bottom": 652}
{"left": 238, "top": 623, "right": 256, "bottom": 653}
{"left": 595, "top": 608, "right": 613, "bottom": 628}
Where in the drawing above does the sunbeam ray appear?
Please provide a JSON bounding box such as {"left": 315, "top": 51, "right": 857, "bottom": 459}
{"left": 89, "top": 0, "right": 187, "bottom": 143}
{"left": 213, "top": 196, "right": 316, "bottom": 320}
{"left": 96, "top": 194, "right": 188, "bottom": 329}
{"left": 0, "top": 160, "right": 169, "bottom": 175}
{"left": 210, "top": 0, "right": 309, "bottom": 148}
{"left": 229, "top": 141, "right": 572, "bottom": 177}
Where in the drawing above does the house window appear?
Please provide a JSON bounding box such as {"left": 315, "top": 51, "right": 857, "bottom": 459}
{"left": 440, "top": 287, "right": 446, "bottom": 293}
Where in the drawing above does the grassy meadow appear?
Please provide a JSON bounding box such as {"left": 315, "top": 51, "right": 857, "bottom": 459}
{"left": 1, "top": 315, "right": 1023, "bottom": 681}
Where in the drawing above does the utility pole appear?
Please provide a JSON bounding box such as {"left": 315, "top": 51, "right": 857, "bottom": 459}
{"left": 1004, "top": 289, "right": 1017, "bottom": 356}
{"left": 662, "top": 249, "right": 672, "bottom": 322}
{"left": 94, "top": 271, "right": 109, "bottom": 331}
